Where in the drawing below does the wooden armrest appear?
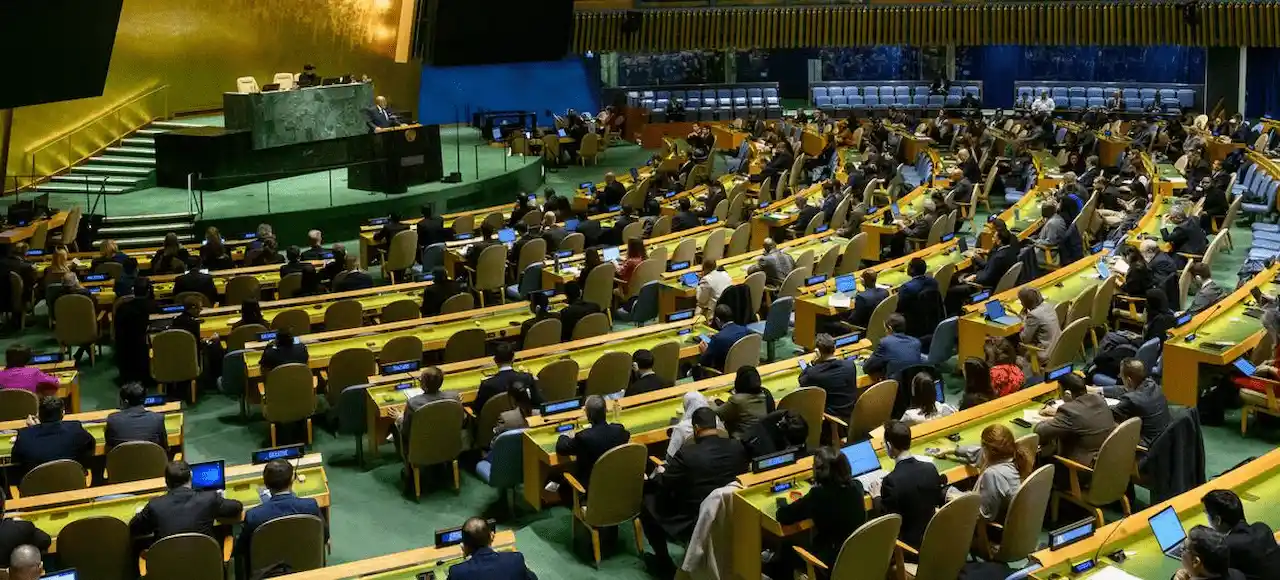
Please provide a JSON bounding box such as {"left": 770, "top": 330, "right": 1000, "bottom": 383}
{"left": 1177, "top": 252, "right": 1204, "bottom": 260}
{"left": 223, "top": 534, "right": 234, "bottom": 562}
{"left": 463, "top": 407, "right": 477, "bottom": 418}
{"left": 563, "top": 472, "right": 587, "bottom": 495}
{"left": 96, "top": 311, "right": 108, "bottom": 322}
{"left": 1136, "top": 444, "right": 1149, "bottom": 454}
{"left": 1052, "top": 454, "right": 1094, "bottom": 473}
{"left": 1114, "top": 295, "right": 1146, "bottom": 303}
{"left": 792, "top": 546, "right": 829, "bottom": 570}
{"left": 895, "top": 540, "right": 919, "bottom": 555}
{"left": 824, "top": 412, "right": 848, "bottom": 428}
{"left": 1021, "top": 343, "right": 1045, "bottom": 354}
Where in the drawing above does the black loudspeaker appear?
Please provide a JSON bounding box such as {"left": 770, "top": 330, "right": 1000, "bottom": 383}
{"left": 622, "top": 11, "right": 643, "bottom": 34}
{"left": 0, "top": 0, "right": 125, "bottom": 108}
{"left": 420, "top": 0, "right": 573, "bottom": 66}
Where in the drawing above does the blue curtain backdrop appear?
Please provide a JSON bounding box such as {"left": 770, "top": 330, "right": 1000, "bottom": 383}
{"left": 416, "top": 57, "right": 600, "bottom": 126}
{"left": 819, "top": 47, "right": 922, "bottom": 81}
{"left": 1246, "top": 48, "right": 1280, "bottom": 119}
{"left": 957, "top": 45, "right": 1205, "bottom": 108}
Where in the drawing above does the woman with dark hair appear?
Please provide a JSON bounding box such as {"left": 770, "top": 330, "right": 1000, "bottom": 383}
{"left": 960, "top": 358, "right": 998, "bottom": 410}
{"left": 775, "top": 446, "right": 867, "bottom": 568}
{"left": 0, "top": 344, "right": 61, "bottom": 394}
{"left": 1144, "top": 288, "right": 1178, "bottom": 343}
{"left": 578, "top": 247, "right": 603, "bottom": 290}
{"left": 715, "top": 366, "right": 774, "bottom": 440}
{"left": 493, "top": 381, "right": 536, "bottom": 436}
{"left": 232, "top": 299, "right": 268, "bottom": 330}
{"left": 509, "top": 193, "right": 533, "bottom": 228}
{"left": 985, "top": 337, "right": 1027, "bottom": 396}
{"left": 1119, "top": 246, "right": 1155, "bottom": 296}
{"left": 200, "top": 227, "right": 234, "bottom": 270}
{"left": 900, "top": 372, "right": 957, "bottom": 426}
{"left": 150, "top": 233, "right": 191, "bottom": 274}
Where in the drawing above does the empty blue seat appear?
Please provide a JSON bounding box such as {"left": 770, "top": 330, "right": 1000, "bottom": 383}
{"left": 641, "top": 90, "right": 654, "bottom": 99}
{"left": 846, "top": 95, "right": 864, "bottom": 108}
{"left": 1051, "top": 87, "right": 1068, "bottom": 100}
{"left": 832, "top": 95, "right": 850, "bottom": 110}
{"left": 948, "top": 86, "right": 963, "bottom": 97}
{"left": 749, "top": 95, "right": 764, "bottom": 109}
{"left": 912, "top": 95, "right": 927, "bottom": 108}
{"left": 655, "top": 90, "right": 670, "bottom": 100}
{"left": 747, "top": 88, "right": 763, "bottom": 98}
{"left": 1086, "top": 87, "right": 1104, "bottom": 99}
{"left": 1068, "top": 87, "right": 1086, "bottom": 98}
{"left": 640, "top": 98, "right": 656, "bottom": 109}
{"left": 864, "top": 95, "right": 881, "bottom": 108}
{"left": 1070, "top": 97, "right": 1087, "bottom": 110}
{"left": 1159, "top": 89, "right": 1177, "bottom": 102}
{"left": 830, "top": 86, "right": 846, "bottom": 97}
{"left": 1127, "top": 98, "right": 1143, "bottom": 109}
{"left": 813, "top": 87, "right": 828, "bottom": 98}
{"left": 1140, "top": 88, "right": 1157, "bottom": 100}
{"left": 879, "top": 85, "right": 896, "bottom": 99}
{"left": 669, "top": 90, "right": 686, "bottom": 101}
{"left": 1087, "top": 97, "right": 1105, "bottom": 108}
{"left": 1122, "top": 88, "right": 1139, "bottom": 100}
{"left": 895, "top": 86, "right": 911, "bottom": 98}
{"left": 927, "top": 95, "right": 945, "bottom": 108}
{"left": 815, "top": 96, "right": 832, "bottom": 108}
{"left": 945, "top": 95, "right": 961, "bottom": 107}
{"left": 653, "top": 98, "right": 669, "bottom": 112}
{"left": 914, "top": 86, "right": 930, "bottom": 97}
{"left": 884, "top": 95, "right": 903, "bottom": 107}
{"left": 1178, "top": 89, "right": 1195, "bottom": 107}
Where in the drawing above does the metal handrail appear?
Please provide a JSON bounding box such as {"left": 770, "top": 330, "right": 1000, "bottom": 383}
{"left": 11, "top": 84, "right": 170, "bottom": 194}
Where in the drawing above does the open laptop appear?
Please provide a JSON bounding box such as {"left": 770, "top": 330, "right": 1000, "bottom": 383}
{"left": 190, "top": 460, "right": 226, "bottom": 491}
{"left": 1095, "top": 260, "right": 1111, "bottom": 280}
{"left": 828, "top": 274, "right": 856, "bottom": 308}
{"left": 983, "top": 300, "right": 1021, "bottom": 326}
{"left": 841, "top": 440, "right": 888, "bottom": 490}
{"left": 603, "top": 246, "right": 620, "bottom": 262}
{"left": 1233, "top": 356, "right": 1259, "bottom": 377}
{"left": 890, "top": 202, "right": 902, "bottom": 219}
{"left": 1148, "top": 506, "right": 1188, "bottom": 560}
{"left": 564, "top": 219, "right": 579, "bottom": 232}
{"left": 497, "top": 228, "right": 516, "bottom": 243}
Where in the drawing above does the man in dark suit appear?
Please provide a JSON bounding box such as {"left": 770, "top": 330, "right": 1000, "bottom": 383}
{"left": 602, "top": 207, "right": 637, "bottom": 247}
{"left": 300, "top": 229, "right": 330, "bottom": 261}
{"left": 847, "top": 269, "right": 890, "bottom": 329}
{"left": 790, "top": 195, "right": 821, "bottom": 237}
{"left": 1035, "top": 373, "right": 1117, "bottom": 470}
{"left": 319, "top": 243, "right": 347, "bottom": 284}
{"left": 129, "top": 460, "right": 244, "bottom": 541}
{"left": 372, "top": 211, "right": 409, "bottom": 256}
{"left": 114, "top": 278, "right": 154, "bottom": 385}
{"left": 945, "top": 168, "right": 974, "bottom": 205}
{"left": 280, "top": 246, "right": 320, "bottom": 296}
{"left": 394, "top": 367, "right": 461, "bottom": 447}
{"left": 639, "top": 407, "right": 748, "bottom": 576}
{"left": 172, "top": 259, "right": 217, "bottom": 306}
{"left": 418, "top": 268, "right": 456, "bottom": 317}
{"left": 0, "top": 495, "right": 51, "bottom": 566}
{"left": 626, "top": 349, "right": 671, "bottom": 396}
{"left": 697, "top": 305, "right": 752, "bottom": 375}
{"left": 471, "top": 342, "right": 541, "bottom": 413}
{"left": 1100, "top": 359, "right": 1171, "bottom": 447}
{"left": 555, "top": 395, "right": 631, "bottom": 484}
{"left": 1177, "top": 526, "right": 1250, "bottom": 580}
{"left": 258, "top": 329, "right": 309, "bottom": 376}
{"left": 236, "top": 459, "right": 327, "bottom": 574}
{"left": 12, "top": 397, "right": 94, "bottom": 478}
{"left": 798, "top": 334, "right": 859, "bottom": 418}
{"left": 896, "top": 258, "right": 939, "bottom": 308}
{"left": 448, "top": 518, "right": 538, "bottom": 580}
{"left": 539, "top": 212, "right": 568, "bottom": 252}
{"left": 1163, "top": 206, "right": 1208, "bottom": 266}
{"left": 878, "top": 419, "right": 945, "bottom": 548}
{"left": 464, "top": 224, "right": 500, "bottom": 275}
{"left": 698, "top": 181, "right": 727, "bottom": 220}
{"left": 862, "top": 314, "right": 922, "bottom": 382}
{"left": 596, "top": 172, "right": 627, "bottom": 211}
{"left": 572, "top": 212, "right": 604, "bottom": 248}
{"left": 1202, "top": 490, "right": 1280, "bottom": 580}
{"left": 967, "top": 230, "right": 1020, "bottom": 288}
{"left": 106, "top": 382, "right": 168, "bottom": 450}
{"left": 672, "top": 198, "right": 700, "bottom": 233}
{"left": 415, "top": 205, "right": 451, "bottom": 249}
{"left": 557, "top": 282, "right": 602, "bottom": 342}
{"left": 333, "top": 255, "right": 374, "bottom": 292}
{"left": 365, "top": 95, "right": 397, "bottom": 131}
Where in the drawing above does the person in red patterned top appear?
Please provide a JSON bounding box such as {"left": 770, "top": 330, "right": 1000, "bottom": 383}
{"left": 985, "top": 337, "right": 1027, "bottom": 397}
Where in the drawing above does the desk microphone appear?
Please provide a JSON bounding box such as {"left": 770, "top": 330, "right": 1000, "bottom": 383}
{"left": 1089, "top": 510, "right": 1131, "bottom": 569}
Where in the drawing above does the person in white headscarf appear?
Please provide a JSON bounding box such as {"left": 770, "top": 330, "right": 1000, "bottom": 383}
{"left": 666, "top": 391, "right": 724, "bottom": 459}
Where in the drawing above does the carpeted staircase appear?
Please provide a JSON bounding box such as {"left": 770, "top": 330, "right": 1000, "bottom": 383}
{"left": 30, "top": 120, "right": 211, "bottom": 196}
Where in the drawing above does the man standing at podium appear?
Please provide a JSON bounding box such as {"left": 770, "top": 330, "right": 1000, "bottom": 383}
{"left": 366, "top": 96, "right": 398, "bottom": 131}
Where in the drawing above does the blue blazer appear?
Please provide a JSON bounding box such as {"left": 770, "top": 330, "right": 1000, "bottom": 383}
{"left": 237, "top": 492, "right": 326, "bottom": 572}
{"left": 863, "top": 333, "right": 922, "bottom": 380}
{"left": 448, "top": 547, "right": 537, "bottom": 580}
{"left": 897, "top": 276, "right": 938, "bottom": 306}
{"left": 700, "top": 323, "right": 751, "bottom": 370}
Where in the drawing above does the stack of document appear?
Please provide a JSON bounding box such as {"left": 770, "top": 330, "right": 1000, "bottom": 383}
{"left": 828, "top": 293, "right": 851, "bottom": 308}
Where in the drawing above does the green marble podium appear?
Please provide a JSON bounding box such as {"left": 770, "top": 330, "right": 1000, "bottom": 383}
{"left": 223, "top": 83, "right": 374, "bottom": 149}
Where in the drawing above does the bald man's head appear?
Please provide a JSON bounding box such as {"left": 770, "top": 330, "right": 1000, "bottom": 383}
{"left": 460, "top": 517, "right": 493, "bottom": 555}
{"left": 9, "top": 545, "right": 42, "bottom": 580}
{"left": 542, "top": 211, "right": 556, "bottom": 227}
{"left": 762, "top": 238, "right": 777, "bottom": 252}
{"left": 1120, "top": 358, "right": 1147, "bottom": 389}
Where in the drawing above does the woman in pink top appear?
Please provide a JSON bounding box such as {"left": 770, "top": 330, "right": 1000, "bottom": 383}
{"left": 0, "top": 345, "right": 61, "bottom": 395}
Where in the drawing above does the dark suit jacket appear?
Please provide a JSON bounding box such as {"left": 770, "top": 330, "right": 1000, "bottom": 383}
{"left": 173, "top": 271, "right": 217, "bottom": 305}
{"left": 575, "top": 219, "right": 603, "bottom": 248}
{"left": 447, "top": 547, "right": 537, "bottom": 580}
{"left": 542, "top": 226, "right": 569, "bottom": 250}
{"left": 129, "top": 487, "right": 244, "bottom": 540}
{"left": 599, "top": 181, "right": 627, "bottom": 208}
{"left": 897, "top": 275, "right": 938, "bottom": 307}
{"left": 260, "top": 342, "right": 309, "bottom": 374}
{"left": 557, "top": 300, "right": 602, "bottom": 342}
{"left": 280, "top": 261, "right": 320, "bottom": 295}
{"left": 673, "top": 210, "right": 701, "bottom": 232}
{"left": 700, "top": 323, "right": 751, "bottom": 370}
{"left": 105, "top": 406, "right": 168, "bottom": 449}
{"left": 12, "top": 420, "right": 95, "bottom": 476}
{"left": 1224, "top": 521, "right": 1280, "bottom": 580}
{"left": 365, "top": 106, "right": 396, "bottom": 130}
{"left": 974, "top": 244, "right": 1019, "bottom": 287}
{"left": 793, "top": 206, "right": 821, "bottom": 232}
{"left": 799, "top": 358, "right": 859, "bottom": 416}
{"left": 0, "top": 519, "right": 51, "bottom": 566}
{"left": 237, "top": 492, "right": 326, "bottom": 571}
{"left": 299, "top": 246, "right": 330, "bottom": 261}
{"left": 1163, "top": 220, "right": 1208, "bottom": 257}
{"left": 603, "top": 216, "right": 636, "bottom": 246}
{"left": 648, "top": 435, "right": 749, "bottom": 537}
{"left": 776, "top": 481, "right": 867, "bottom": 565}
{"left": 848, "top": 287, "right": 889, "bottom": 328}
{"left": 555, "top": 422, "right": 631, "bottom": 483}
{"left": 416, "top": 217, "right": 451, "bottom": 248}
{"left": 700, "top": 192, "right": 727, "bottom": 219}
{"left": 150, "top": 249, "right": 191, "bottom": 274}
{"left": 625, "top": 372, "right": 671, "bottom": 397}
{"left": 863, "top": 333, "right": 923, "bottom": 381}
{"left": 373, "top": 222, "right": 409, "bottom": 247}
{"left": 334, "top": 271, "right": 374, "bottom": 292}
{"left": 419, "top": 279, "right": 458, "bottom": 317}
{"left": 171, "top": 313, "right": 202, "bottom": 341}
{"left": 472, "top": 368, "right": 540, "bottom": 413}
{"left": 1102, "top": 378, "right": 1171, "bottom": 446}
{"left": 1034, "top": 393, "right": 1118, "bottom": 467}
{"left": 879, "top": 456, "right": 946, "bottom": 547}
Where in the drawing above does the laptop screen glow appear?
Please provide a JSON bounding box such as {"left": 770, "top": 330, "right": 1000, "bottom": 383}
{"left": 1233, "top": 357, "right": 1258, "bottom": 376}
{"left": 984, "top": 300, "right": 1006, "bottom": 320}
{"left": 1149, "top": 506, "right": 1187, "bottom": 553}
{"left": 835, "top": 275, "right": 856, "bottom": 294}
{"left": 841, "top": 440, "right": 881, "bottom": 478}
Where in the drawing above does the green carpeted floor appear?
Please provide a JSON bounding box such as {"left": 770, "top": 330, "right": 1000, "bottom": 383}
{"left": 8, "top": 143, "right": 1280, "bottom": 579}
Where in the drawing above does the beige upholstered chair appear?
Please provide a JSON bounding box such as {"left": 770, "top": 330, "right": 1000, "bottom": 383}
{"left": 894, "top": 492, "right": 982, "bottom": 580}
{"left": 249, "top": 514, "right": 326, "bottom": 573}
{"left": 143, "top": 533, "right": 227, "bottom": 580}
{"left": 272, "top": 73, "right": 295, "bottom": 90}
{"left": 584, "top": 351, "right": 631, "bottom": 397}
{"left": 865, "top": 293, "right": 900, "bottom": 346}
{"left": 151, "top": 329, "right": 200, "bottom": 403}
{"left": 262, "top": 363, "right": 316, "bottom": 446}
{"left": 324, "top": 299, "right": 365, "bottom": 329}
{"left": 381, "top": 230, "right": 418, "bottom": 284}
{"left": 0, "top": 390, "right": 38, "bottom": 422}
{"left": 404, "top": 399, "right": 465, "bottom": 495}
{"left": 59, "top": 516, "right": 133, "bottom": 580}
{"left": 977, "top": 465, "right": 1055, "bottom": 562}
{"left": 523, "top": 318, "right": 562, "bottom": 350}
{"left": 236, "top": 76, "right": 260, "bottom": 93}
{"left": 54, "top": 293, "right": 99, "bottom": 364}
{"left": 270, "top": 309, "right": 310, "bottom": 335}
{"left": 537, "top": 359, "right": 580, "bottom": 403}
{"left": 224, "top": 276, "right": 261, "bottom": 306}
{"left": 565, "top": 443, "right": 647, "bottom": 566}
{"left": 20, "top": 459, "right": 88, "bottom": 497}
{"left": 778, "top": 387, "right": 826, "bottom": 450}
{"left": 1051, "top": 417, "right": 1140, "bottom": 526}
{"left": 470, "top": 244, "right": 507, "bottom": 306}
{"left": 571, "top": 312, "right": 611, "bottom": 341}
{"left": 440, "top": 292, "right": 474, "bottom": 314}
{"left": 837, "top": 232, "right": 868, "bottom": 275}
{"left": 105, "top": 441, "right": 168, "bottom": 484}
{"left": 325, "top": 348, "right": 376, "bottom": 409}
{"left": 444, "top": 328, "right": 486, "bottom": 364}
{"left": 276, "top": 273, "right": 303, "bottom": 299}
{"left": 794, "top": 514, "right": 901, "bottom": 580}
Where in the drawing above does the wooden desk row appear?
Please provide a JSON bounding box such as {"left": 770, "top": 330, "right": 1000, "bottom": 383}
{"left": 0, "top": 402, "right": 183, "bottom": 466}
{"left": 0, "top": 210, "right": 69, "bottom": 245}
{"left": 274, "top": 531, "right": 518, "bottom": 580}
{"left": 91, "top": 261, "right": 325, "bottom": 306}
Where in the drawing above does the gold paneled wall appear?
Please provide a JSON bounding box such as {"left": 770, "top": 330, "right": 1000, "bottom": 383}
{"left": 5, "top": 0, "right": 420, "bottom": 186}
{"left": 573, "top": 3, "right": 1280, "bottom": 53}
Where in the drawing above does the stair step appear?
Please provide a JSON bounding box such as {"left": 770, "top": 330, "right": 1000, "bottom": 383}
{"left": 136, "top": 128, "right": 167, "bottom": 136}
{"left": 94, "top": 156, "right": 155, "bottom": 167}
{"left": 121, "top": 137, "right": 154, "bottom": 147}
{"left": 98, "top": 235, "right": 198, "bottom": 249}
{"left": 103, "top": 212, "right": 196, "bottom": 224}
{"left": 31, "top": 183, "right": 131, "bottom": 194}
{"left": 105, "top": 146, "right": 156, "bottom": 157}
{"left": 98, "top": 222, "right": 196, "bottom": 236}
{"left": 50, "top": 175, "right": 144, "bottom": 186}
{"left": 150, "top": 121, "right": 209, "bottom": 130}
{"left": 71, "top": 165, "right": 153, "bottom": 177}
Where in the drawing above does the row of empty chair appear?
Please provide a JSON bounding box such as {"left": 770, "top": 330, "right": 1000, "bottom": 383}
{"left": 1015, "top": 84, "right": 1198, "bottom": 112}
{"left": 235, "top": 73, "right": 301, "bottom": 94}
{"left": 811, "top": 82, "right": 982, "bottom": 110}
{"left": 629, "top": 85, "right": 782, "bottom": 120}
